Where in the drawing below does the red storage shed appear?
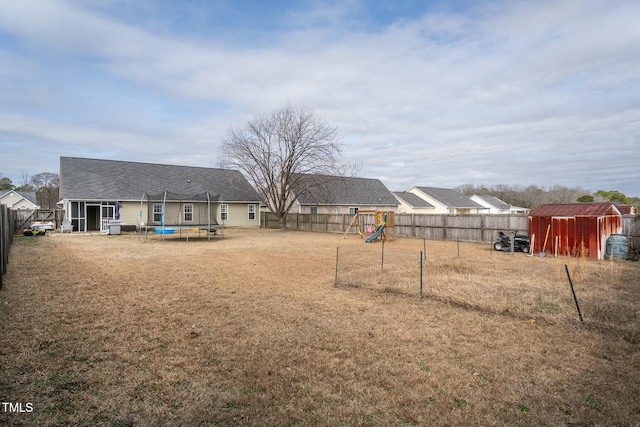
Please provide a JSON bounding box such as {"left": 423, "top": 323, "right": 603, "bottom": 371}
{"left": 529, "top": 203, "right": 623, "bottom": 260}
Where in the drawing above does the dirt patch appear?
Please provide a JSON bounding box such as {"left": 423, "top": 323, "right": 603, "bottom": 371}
{"left": 1, "top": 229, "right": 639, "bottom": 426}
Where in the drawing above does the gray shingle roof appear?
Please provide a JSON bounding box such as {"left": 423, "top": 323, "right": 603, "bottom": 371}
{"left": 60, "top": 157, "right": 261, "bottom": 202}
{"left": 414, "top": 186, "right": 484, "bottom": 209}
{"left": 293, "top": 174, "right": 398, "bottom": 206}
{"left": 475, "top": 194, "right": 511, "bottom": 210}
{"left": 393, "top": 191, "right": 434, "bottom": 208}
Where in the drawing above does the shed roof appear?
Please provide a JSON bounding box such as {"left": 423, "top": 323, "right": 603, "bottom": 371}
{"left": 529, "top": 203, "right": 622, "bottom": 217}
{"left": 59, "top": 157, "right": 261, "bottom": 202}
{"left": 292, "top": 174, "right": 398, "bottom": 206}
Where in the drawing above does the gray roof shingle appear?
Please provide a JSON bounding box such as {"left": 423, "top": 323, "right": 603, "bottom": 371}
{"left": 393, "top": 191, "right": 434, "bottom": 208}
{"left": 475, "top": 194, "right": 511, "bottom": 210}
{"left": 293, "top": 174, "right": 398, "bottom": 206}
{"left": 60, "top": 157, "right": 261, "bottom": 202}
{"left": 414, "top": 186, "right": 484, "bottom": 209}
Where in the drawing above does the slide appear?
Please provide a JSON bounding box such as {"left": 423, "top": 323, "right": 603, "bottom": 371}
{"left": 365, "top": 224, "right": 386, "bottom": 243}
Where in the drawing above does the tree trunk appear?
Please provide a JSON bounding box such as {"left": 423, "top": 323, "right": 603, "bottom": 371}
{"left": 278, "top": 214, "right": 287, "bottom": 230}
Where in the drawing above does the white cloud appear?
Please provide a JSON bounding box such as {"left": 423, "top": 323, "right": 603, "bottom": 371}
{"left": 0, "top": 0, "right": 638, "bottom": 195}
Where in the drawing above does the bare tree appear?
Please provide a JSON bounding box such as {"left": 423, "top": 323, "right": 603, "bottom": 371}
{"left": 219, "top": 104, "right": 346, "bottom": 229}
{"left": 14, "top": 173, "right": 35, "bottom": 192}
{"left": 31, "top": 172, "right": 60, "bottom": 209}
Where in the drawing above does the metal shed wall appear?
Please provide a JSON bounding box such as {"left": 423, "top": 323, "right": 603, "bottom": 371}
{"left": 529, "top": 204, "right": 622, "bottom": 260}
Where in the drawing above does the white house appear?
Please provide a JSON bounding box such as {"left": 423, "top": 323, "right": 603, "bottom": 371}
{"left": 470, "top": 194, "right": 530, "bottom": 214}
{"left": 0, "top": 190, "right": 39, "bottom": 210}
{"left": 407, "top": 186, "right": 486, "bottom": 214}
{"left": 392, "top": 191, "right": 435, "bottom": 214}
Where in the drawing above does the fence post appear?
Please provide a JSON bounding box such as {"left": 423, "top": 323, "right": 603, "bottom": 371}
{"left": 443, "top": 215, "right": 448, "bottom": 241}
{"left": 412, "top": 213, "right": 416, "bottom": 238}
{"left": 0, "top": 205, "right": 14, "bottom": 289}
{"left": 419, "top": 251, "right": 423, "bottom": 295}
{"left": 423, "top": 238, "right": 426, "bottom": 261}
{"left": 565, "top": 264, "right": 584, "bottom": 322}
{"left": 0, "top": 206, "right": 4, "bottom": 289}
{"left": 335, "top": 247, "right": 339, "bottom": 284}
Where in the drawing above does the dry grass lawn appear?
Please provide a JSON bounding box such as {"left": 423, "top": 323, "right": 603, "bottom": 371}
{"left": 0, "top": 228, "right": 639, "bottom": 426}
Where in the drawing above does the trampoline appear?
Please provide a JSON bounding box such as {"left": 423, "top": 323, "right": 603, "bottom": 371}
{"left": 138, "top": 190, "right": 223, "bottom": 242}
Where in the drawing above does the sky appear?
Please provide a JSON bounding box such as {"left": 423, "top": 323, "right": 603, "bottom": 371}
{"left": 1, "top": 0, "right": 639, "bottom": 196}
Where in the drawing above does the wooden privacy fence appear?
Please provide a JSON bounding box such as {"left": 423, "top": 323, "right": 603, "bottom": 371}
{"left": 13, "top": 209, "right": 65, "bottom": 232}
{"left": 262, "top": 212, "right": 640, "bottom": 248}
{"left": 1, "top": 204, "right": 15, "bottom": 289}
{"left": 262, "top": 212, "right": 530, "bottom": 242}
{"left": 622, "top": 215, "right": 640, "bottom": 250}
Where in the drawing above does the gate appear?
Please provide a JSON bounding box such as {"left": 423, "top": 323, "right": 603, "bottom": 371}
{"left": 13, "top": 209, "right": 65, "bottom": 232}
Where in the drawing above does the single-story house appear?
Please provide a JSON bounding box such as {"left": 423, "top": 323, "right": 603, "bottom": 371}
{"left": 529, "top": 203, "right": 623, "bottom": 260}
{"left": 470, "top": 194, "right": 530, "bottom": 214}
{"left": 407, "top": 186, "right": 486, "bottom": 214}
{"left": 0, "top": 190, "right": 39, "bottom": 210}
{"left": 392, "top": 191, "right": 435, "bottom": 214}
{"left": 289, "top": 174, "right": 399, "bottom": 215}
{"left": 59, "top": 157, "right": 262, "bottom": 232}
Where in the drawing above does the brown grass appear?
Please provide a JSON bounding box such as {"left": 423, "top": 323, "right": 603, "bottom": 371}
{"left": 1, "top": 229, "right": 639, "bottom": 426}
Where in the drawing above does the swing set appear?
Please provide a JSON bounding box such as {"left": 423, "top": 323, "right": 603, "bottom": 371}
{"left": 342, "top": 210, "right": 395, "bottom": 242}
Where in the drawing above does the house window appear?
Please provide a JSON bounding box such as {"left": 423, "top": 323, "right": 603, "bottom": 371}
{"left": 221, "top": 204, "right": 228, "bottom": 221}
{"left": 336, "top": 206, "right": 342, "bottom": 214}
{"left": 248, "top": 204, "right": 256, "bottom": 220}
{"left": 310, "top": 206, "right": 318, "bottom": 214}
{"left": 349, "top": 207, "right": 359, "bottom": 215}
{"left": 153, "top": 204, "right": 163, "bottom": 223}
{"left": 184, "top": 204, "right": 193, "bottom": 222}
{"left": 449, "top": 209, "right": 456, "bottom": 214}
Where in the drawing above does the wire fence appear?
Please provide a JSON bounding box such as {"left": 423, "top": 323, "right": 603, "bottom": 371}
{"left": 334, "top": 237, "right": 639, "bottom": 327}
{"left": 335, "top": 241, "right": 424, "bottom": 294}
{"left": 334, "top": 238, "right": 472, "bottom": 295}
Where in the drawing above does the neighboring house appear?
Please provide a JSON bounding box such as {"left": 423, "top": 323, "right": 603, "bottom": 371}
{"left": 470, "top": 194, "right": 530, "bottom": 215}
{"left": 289, "top": 174, "right": 399, "bottom": 215}
{"left": 407, "top": 186, "right": 486, "bottom": 214}
{"left": 0, "top": 190, "right": 39, "bottom": 210}
{"left": 392, "top": 191, "right": 435, "bottom": 214}
{"left": 59, "top": 157, "right": 262, "bottom": 232}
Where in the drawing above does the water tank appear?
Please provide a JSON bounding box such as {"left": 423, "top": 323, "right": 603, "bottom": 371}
{"left": 605, "top": 234, "right": 629, "bottom": 260}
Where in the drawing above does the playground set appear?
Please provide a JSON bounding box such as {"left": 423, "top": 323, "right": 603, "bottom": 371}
{"left": 343, "top": 210, "right": 395, "bottom": 242}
